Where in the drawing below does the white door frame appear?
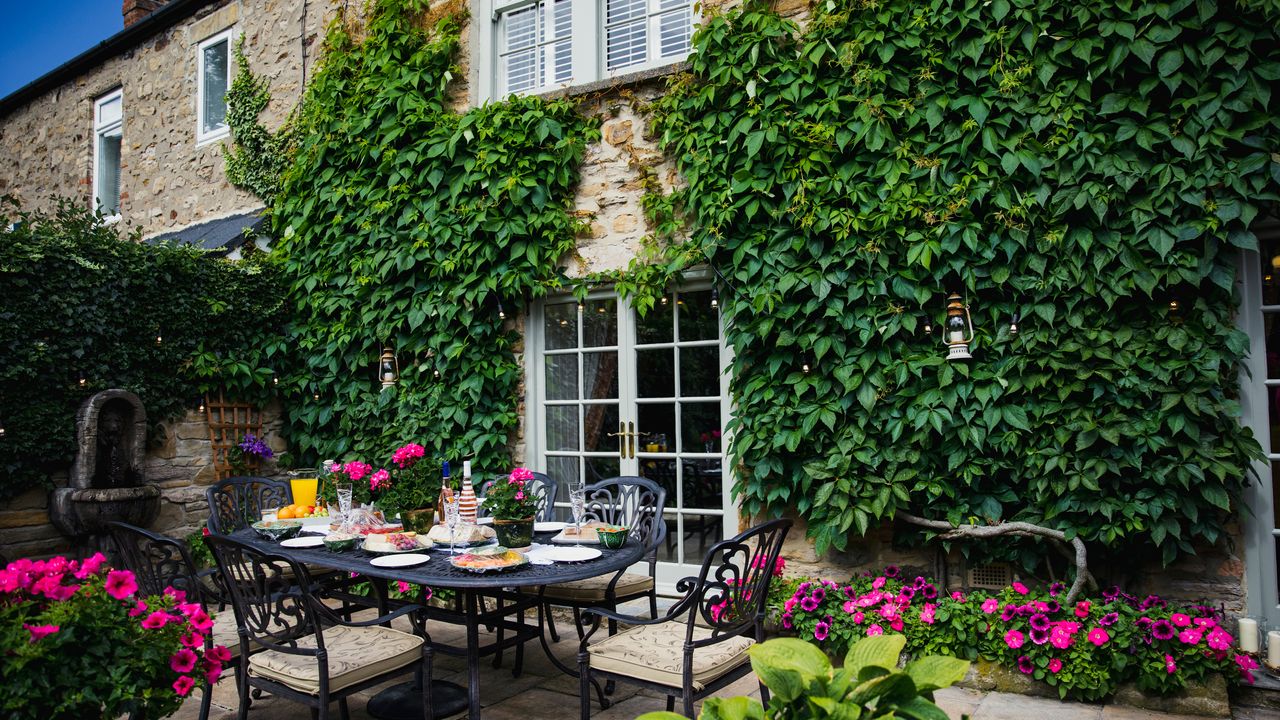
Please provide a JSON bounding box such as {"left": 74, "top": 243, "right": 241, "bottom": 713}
{"left": 523, "top": 279, "right": 738, "bottom": 591}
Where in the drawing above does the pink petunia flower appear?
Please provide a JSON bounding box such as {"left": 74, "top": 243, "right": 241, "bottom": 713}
{"left": 951, "top": 591, "right": 966, "bottom": 602}
{"left": 1171, "top": 613, "right": 1191, "bottom": 627}
{"left": 1164, "top": 654, "right": 1177, "bottom": 674}
{"left": 1236, "top": 653, "right": 1259, "bottom": 684}
{"left": 128, "top": 599, "right": 149, "bottom": 617}
{"left": 1074, "top": 601, "right": 1091, "bottom": 618}
{"left": 981, "top": 598, "right": 999, "bottom": 614}
{"left": 1048, "top": 658, "right": 1063, "bottom": 673}
{"left": 866, "top": 624, "right": 883, "bottom": 636}
{"left": 23, "top": 624, "right": 59, "bottom": 643}
{"left": 872, "top": 577, "right": 885, "bottom": 589}
{"left": 173, "top": 675, "right": 196, "bottom": 696}
{"left": 208, "top": 645, "right": 233, "bottom": 664}
{"left": 920, "top": 603, "right": 936, "bottom": 625}
{"left": 74, "top": 552, "right": 107, "bottom": 579}
{"left": 205, "top": 661, "right": 224, "bottom": 685}
{"left": 510, "top": 467, "right": 535, "bottom": 482}
{"left": 1206, "top": 627, "right": 1232, "bottom": 651}
{"left": 852, "top": 611, "right": 865, "bottom": 624}
{"left": 1087, "top": 628, "right": 1110, "bottom": 646}
{"left": 1011, "top": 582, "right": 1029, "bottom": 596}
{"left": 142, "top": 611, "right": 172, "bottom": 630}
{"left": 343, "top": 461, "right": 373, "bottom": 482}
{"left": 180, "top": 632, "right": 205, "bottom": 649}
{"left": 164, "top": 587, "right": 188, "bottom": 603}
{"left": 1005, "top": 629, "right": 1025, "bottom": 649}
{"left": 397, "top": 580, "right": 411, "bottom": 595}
{"left": 171, "top": 648, "right": 198, "bottom": 673}
{"left": 188, "top": 610, "right": 214, "bottom": 634}
{"left": 1050, "top": 628, "right": 1073, "bottom": 650}
{"left": 370, "top": 469, "right": 391, "bottom": 492}
{"left": 1179, "top": 628, "right": 1203, "bottom": 645}
{"left": 104, "top": 569, "right": 138, "bottom": 600}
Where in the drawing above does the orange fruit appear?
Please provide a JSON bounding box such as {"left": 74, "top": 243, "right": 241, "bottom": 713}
{"left": 278, "top": 506, "right": 296, "bottom": 519}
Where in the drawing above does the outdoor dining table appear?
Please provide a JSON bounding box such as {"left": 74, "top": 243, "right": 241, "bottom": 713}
{"left": 228, "top": 527, "right": 645, "bottom": 720}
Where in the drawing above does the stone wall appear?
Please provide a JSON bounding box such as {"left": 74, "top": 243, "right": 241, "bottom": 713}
{"left": 0, "top": 401, "right": 286, "bottom": 562}
{"left": 0, "top": 0, "right": 340, "bottom": 238}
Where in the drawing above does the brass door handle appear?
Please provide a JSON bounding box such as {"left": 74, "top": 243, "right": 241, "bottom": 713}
{"left": 627, "top": 421, "right": 636, "bottom": 459}
{"left": 608, "top": 422, "right": 627, "bottom": 459}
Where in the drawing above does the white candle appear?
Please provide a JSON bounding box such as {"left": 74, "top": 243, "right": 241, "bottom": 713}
{"left": 1269, "top": 631, "right": 1280, "bottom": 666}
{"left": 1239, "top": 618, "right": 1259, "bottom": 653}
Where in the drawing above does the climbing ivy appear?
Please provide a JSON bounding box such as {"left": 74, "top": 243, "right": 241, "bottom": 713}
{"left": 271, "top": 0, "right": 597, "bottom": 470}
{"left": 651, "top": 0, "right": 1280, "bottom": 562}
{"left": 224, "top": 37, "right": 294, "bottom": 206}
{"left": 0, "top": 199, "right": 287, "bottom": 499}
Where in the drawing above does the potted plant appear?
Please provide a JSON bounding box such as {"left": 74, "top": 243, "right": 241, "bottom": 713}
{"left": 482, "top": 467, "right": 540, "bottom": 548}
{"left": 0, "top": 554, "right": 230, "bottom": 718}
{"left": 386, "top": 443, "right": 440, "bottom": 531}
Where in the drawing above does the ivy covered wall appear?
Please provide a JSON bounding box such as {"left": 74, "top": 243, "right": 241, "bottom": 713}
{"left": 649, "top": 0, "right": 1280, "bottom": 565}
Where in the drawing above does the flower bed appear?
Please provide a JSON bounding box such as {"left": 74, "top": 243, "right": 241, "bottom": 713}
{"left": 0, "top": 554, "right": 229, "bottom": 718}
{"left": 769, "top": 567, "right": 1255, "bottom": 701}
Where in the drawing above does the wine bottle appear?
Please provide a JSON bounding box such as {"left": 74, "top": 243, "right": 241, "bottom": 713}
{"left": 459, "top": 460, "right": 478, "bottom": 524}
{"left": 435, "top": 460, "right": 450, "bottom": 526}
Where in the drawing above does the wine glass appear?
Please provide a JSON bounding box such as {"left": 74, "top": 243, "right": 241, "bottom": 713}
{"left": 336, "top": 483, "right": 353, "bottom": 519}
{"left": 569, "top": 488, "right": 586, "bottom": 547}
{"left": 444, "top": 496, "right": 461, "bottom": 554}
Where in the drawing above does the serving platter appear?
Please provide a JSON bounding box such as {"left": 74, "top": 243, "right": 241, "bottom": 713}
{"left": 371, "top": 554, "right": 430, "bottom": 568}
{"left": 541, "top": 546, "right": 602, "bottom": 563}
{"left": 449, "top": 549, "right": 531, "bottom": 573}
{"left": 280, "top": 536, "right": 325, "bottom": 548}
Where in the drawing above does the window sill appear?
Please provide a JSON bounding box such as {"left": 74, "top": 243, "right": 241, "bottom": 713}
{"left": 541, "top": 61, "right": 692, "bottom": 101}
{"left": 196, "top": 127, "right": 230, "bottom": 147}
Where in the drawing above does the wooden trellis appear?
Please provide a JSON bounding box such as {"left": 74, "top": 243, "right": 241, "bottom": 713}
{"left": 205, "top": 391, "right": 264, "bottom": 481}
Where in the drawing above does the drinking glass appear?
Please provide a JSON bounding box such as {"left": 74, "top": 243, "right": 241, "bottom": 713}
{"left": 444, "top": 497, "right": 461, "bottom": 554}
{"left": 260, "top": 500, "right": 280, "bottom": 523}
{"left": 336, "top": 483, "right": 353, "bottom": 519}
{"left": 569, "top": 488, "right": 586, "bottom": 547}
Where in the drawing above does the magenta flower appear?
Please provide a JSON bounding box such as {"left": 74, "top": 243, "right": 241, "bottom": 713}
{"left": 1170, "top": 613, "right": 1191, "bottom": 627}
{"left": 74, "top": 552, "right": 107, "bottom": 579}
{"left": 23, "top": 624, "right": 59, "bottom": 643}
{"left": 510, "top": 467, "right": 535, "bottom": 482}
{"left": 800, "top": 596, "right": 819, "bottom": 612}
{"left": 205, "top": 662, "right": 224, "bottom": 685}
{"left": 1050, "top": 628, "right": 1073, "bottom": 650}
{"left": 209, "top": 645, "right": 233, "bottom": 663}
{"left": 872, "top": 576, "right": 886, "bottom": 589}
{"left": 343, "top": 461, "right": 373, "bottom": 481}
{"left": 1164, "top": 654, "right": 1177, "bottom": 674}
{"left": 814, "top": 621, "right": 830, "bottom": 641}
{"left": 1099, "top": 612, "right": 1119, "bottom": 627}
{"left": 1029, "top": 613, "right": 1050, "bottom": 631}
{"left": 173, "top": 675, "right": 196, "bottom": 697}
{"left": 883, "top": 565, "right": 899, "bottom": 578}
{"left": 1074, "top": 601, "right": 1090, "bottom": 618}
{"left": 1004, "top": 629, "right": 1025, "bottom": 649}
{"left": 1087, "top": 628, "right": 1110, "bottom": 646}
{"left": 781, "top": 613, "right": 794, "bottom": 629}
{"left": 1179, "top": 628, "right": 1203, "bottom": 645}
{"left": 128, "top": 599, "right": 148, "bottom": 617}
{"left": 514, "top": 491, "right": 525, "bottom": 500}
{"left": 981, "top": 598, "right": 999, "bottom": 614}
{"left": 1151, "top": 620, "right": 1176, "bottom": 641}
{"left": 397, "top": 580, "right": 411, "bottom": 594}
{"left": 141, "top": 611, "right": 172, "bottom": 630}
{"left": 1236, "top": 653, "right": 1259, "bottom": 684}
{"left": 852, "top": 611, "right": 865, "bottom": 624}
{"left": 104, "top": 569, "right": 138, "bottom": 600}
{"left": 180, "top": 632, "right": 205, "bottom": 649}
{"left": 170, "top": 648, "right": 198, "bottom": 673}
{"left": 866, "top": 624, "right": 884, "bottom": 636}
{"left": 189, "top": 610, "right": 214, "bottom": 634}
{"left": 1017, "top": 655, "right": 1034, "bottom": 674}
{"left": 392, "top": 443, "right": 426, "bottom": 469}
{"left": 1030, "top": 628, "right": 1050, "bottom": 645}
{"left": 369, "top": 468, "right": 391, "bottom": 491}
{"left": 1206, "top": 627, "right": 1232, "bottom": 651}
{"left": 951, "top": 591, "right": 965, "bottom": 601}
{"left": 1011, "top": 582, "right": 1029, "bottom": 596}
{"left": 919, "top": 603, "right": 936, "bottom": 625}
{"left": 1048, "top": 582, "right": 1065, "bottom": 597}
{"left": 1048, "top": 658, "right": 1063, "bottom": 673}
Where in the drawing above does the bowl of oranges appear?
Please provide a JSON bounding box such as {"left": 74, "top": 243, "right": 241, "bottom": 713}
{"left": 276, "top": 503, "right": 329, "bottom": 520}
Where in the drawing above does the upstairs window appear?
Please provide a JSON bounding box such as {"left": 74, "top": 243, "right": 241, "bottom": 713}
{"left": 93, "top": 90, "right": 123, "bottom": 219}
{"left": 480, "top": 0, "right": 696, "bottom": 101}
{"left": 197, "top": 28, "right": 234, "bottom": 143}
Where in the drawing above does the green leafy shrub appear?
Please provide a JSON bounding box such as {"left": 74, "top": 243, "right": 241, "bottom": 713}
{"left": 770, "top": 569, "right": 1257, "bottom": 700}
{"left": 0, "top": 554, "right": 230, "bottom": 719}
{"left": 0, "top": 200, "right": 288, "bottom": 499}
{"left": 638, "top": 635, "right": 969, "bottom": 720}
{"left": 649, "top": 0, "right": 1279, "bottom": 563}
{"left": 269, "top": 0, "right": 597, "bottom": 469}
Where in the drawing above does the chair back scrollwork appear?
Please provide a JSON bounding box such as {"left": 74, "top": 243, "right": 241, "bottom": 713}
{"left": 108, "top": 521, "right": 206, "bottom": 602}
{"left": 205, "top": 534, "right": 318, "bottom": 656}
{"left": 583, "top": 476, "right": 667, "bottom": 561}
{"left": 206, "top": 476, "right": 292, "bottom": 535}
{"left": 684, "top": 518, "right": 791, "bottom": 640}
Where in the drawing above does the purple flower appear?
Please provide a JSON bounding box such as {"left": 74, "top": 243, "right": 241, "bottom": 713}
{"left": 900, "top": 586, "right": 916, "bottom": 601}
{"left": 812, "top": 587, "right": 826, "bottom": 603}
{"left": 1046, "top": 600, "right": 1061, "bottom": 614}
{"left": 913, "top": 576, "right": 926, "bottom": 589}
{"left": 781, "top": 613, "right": 794, "bottom": 629}
{"left": 1030, "top": 628, "right": 1050, "bottom": 645}
{"left": 921, "top": 584, "right": 938, "bottom": 600}
{"left": 884, "top": 565, "right": 899, "bottom": 578}
{"left": 1099, "top": 612, "right": 1119, "bottom": 627}
{"left": 1151, "top": 620, "right": 1176, "bottom": 641}
{"left": 1029, "top": 613, "right": 1050, "bottom": 631}
{"left": 1000, "top": 606, "right": 1016, "bottom": 622}
{"left": 1017, "top": 655, "right": 1034, "bottom": 674}
{"left": 238, "top": 433, "right": 274, "bottom": 460}
{"left": 800, "top": 596, "right": 820, "bottom": 612}
{"left": 1049, "top": 582, "right": 1065, "bottom": 596}
{"left": 814, "top": 621, "right": 830, "bottom": 641}
{"left": 1102, "top": 586, "right": 1120, "bottom": 602}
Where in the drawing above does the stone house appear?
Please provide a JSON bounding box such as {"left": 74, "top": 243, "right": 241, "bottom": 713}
{"left": 1, "top": 0, "right": 1275, "bottom": 638}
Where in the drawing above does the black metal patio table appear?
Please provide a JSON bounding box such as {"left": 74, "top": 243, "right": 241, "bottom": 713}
{"left": 229, "top": 529, "right": 644, "bottom": 720}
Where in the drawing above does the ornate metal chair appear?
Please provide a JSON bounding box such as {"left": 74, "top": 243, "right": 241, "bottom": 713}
{"left": 108, "top": 521, "right": 237, "bottom": 720}
{"left": 205, "top": 476, "right": 291, "bottom": 535}
{"left": 576, "top": 518, "right": 791, "bottom": 719}
{"left": 206, "top": 534, "right": 436, "bottom": 720}
{"left": 541, "top": 476, "right": 667, "bottom": 642}
{"left": 477, "top": 471, "right": 559, "bottom": 522}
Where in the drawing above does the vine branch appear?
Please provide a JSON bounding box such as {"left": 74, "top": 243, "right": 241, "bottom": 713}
{"left": 896, "top": 512, "right": 1097, "bottom": 603}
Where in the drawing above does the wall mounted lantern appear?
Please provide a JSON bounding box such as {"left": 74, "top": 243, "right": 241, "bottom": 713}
{"left": 944, "top": 293, "right": 974, "bottom": 360}
{"left": 378, "top": 347, "right": 399, "bottom": 389}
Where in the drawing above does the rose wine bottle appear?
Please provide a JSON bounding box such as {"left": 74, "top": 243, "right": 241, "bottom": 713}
{"left": 458, "top": 460, "right": 478, "bottom": 524}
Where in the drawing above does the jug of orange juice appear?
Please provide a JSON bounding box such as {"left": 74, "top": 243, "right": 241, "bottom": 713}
{"left": 288, "top": 468, "right": 319, "bottom": 508}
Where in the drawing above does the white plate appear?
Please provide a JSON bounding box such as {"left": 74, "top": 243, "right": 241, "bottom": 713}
{"left": 541, "top": 546, "right": 602, "bottom": 563}
{"left": 280, "top": 536, "right": 325, "bottom": 548}
{"left": 534, "top": 521, "right": 567, "bottom": 533}
{"left": 370, "top": 553, "right": 431, "bottom": 568}
{"left": 475, "top": 516, "right": 494, "bottom": 525}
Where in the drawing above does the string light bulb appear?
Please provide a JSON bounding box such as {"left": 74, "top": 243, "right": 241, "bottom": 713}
{"left": 660, "top": 295, "right": 669, "bottom": 306}
{"left": 577, "top": 301, "right": 585, "bottom": 314}
{"left": 802, "top": 356, "right": 812, "bottom": 374}
{"left": 0, "top": 417, "right": 6, "bottom": 438}
{"left": 923, "top": 318, "right": 933, "bottom": 334}
{"left": 711, "top": 287, "right": 719, "bottom": 309}
{"left": 155, "top": 334, "right": 163, "bottom": 346}
{"left": 1009, "top": 312, "right": 1020, "bottom": 336}
{"left": 78, "top": 376, "right": 87, "bottom": 388}
{"left": 497, "top": 299, "right": 506, "bottom": 320}
{"left": 313, "top": 392, "right": 320, "bottom": 401}
{"left": 197, "top": 397, "right": 206, "bottom": 414}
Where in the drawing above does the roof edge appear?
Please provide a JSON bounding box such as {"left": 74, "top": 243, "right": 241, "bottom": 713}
{"left": 0, "top": 0, "right": 217, "bottom": 118}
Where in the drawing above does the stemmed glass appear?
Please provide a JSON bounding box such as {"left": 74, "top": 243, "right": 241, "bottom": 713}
{"left": 444, "top": 496, "right": 461, "bottom": 555}
{"left": 336, "top": 483, "right": 353, "bottom": 520}
{"left": 569, "top": 487, "right": 586, "bottom": 548}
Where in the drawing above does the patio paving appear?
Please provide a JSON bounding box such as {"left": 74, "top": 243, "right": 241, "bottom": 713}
{"left": 171, "top": 608, "right": 1251, "bottom": 720}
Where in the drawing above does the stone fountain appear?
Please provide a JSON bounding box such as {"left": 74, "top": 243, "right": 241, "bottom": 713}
{"left": 49, "top": 389, "right": 161, "bottom": 538}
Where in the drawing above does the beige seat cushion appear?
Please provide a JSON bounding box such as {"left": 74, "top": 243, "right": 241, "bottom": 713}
{"left": 248, "top": 624, "right": 423, "bottom": 695}
{"left": 588, "top": 622, "right": 753, "bottom": 690}
{"left": 542, "top": 572, "right": 654, "bottom": 602}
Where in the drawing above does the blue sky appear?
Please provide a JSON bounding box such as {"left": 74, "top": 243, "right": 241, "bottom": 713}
{"left": 0, "top": 0, "right": 123, "bottom": 98}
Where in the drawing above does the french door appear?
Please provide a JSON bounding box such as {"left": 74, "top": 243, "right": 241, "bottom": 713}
{"left": 529, "top": 284, "right": 736, "bottom": 586}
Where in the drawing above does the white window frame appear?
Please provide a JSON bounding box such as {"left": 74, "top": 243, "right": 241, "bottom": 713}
{"left": 196, "top": 27, "right": 236, "bottom": 145}
{"left": 475, "top": 0, "right": 696, "bottom": 102}
{"left": 92, "top": 89, "right": 123, "bottom": 223}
